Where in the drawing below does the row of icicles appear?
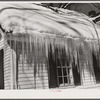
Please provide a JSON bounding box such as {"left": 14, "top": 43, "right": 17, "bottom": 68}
{"left": 6, "top": 33, "right": 100, "bottom": 77}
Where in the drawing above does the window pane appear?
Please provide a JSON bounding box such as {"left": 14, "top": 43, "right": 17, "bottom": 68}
{"left": 67, "top": 68, "right": 70, "bottom": 75}
{"left": 59, "top": 77, "right": 63, "bottom": 84}
{"left": 58, "top": 68, "right": 62, "bottom": 76}
{"left": 64, "top": 77, "right": 68, "bottom": 83}
{"left": 63, "top": 68, "right": 67, "bottom": 76}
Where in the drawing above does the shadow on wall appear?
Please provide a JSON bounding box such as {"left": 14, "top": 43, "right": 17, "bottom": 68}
{"left": 92, "top": 52, "right": 100, "bottom": 83}
{"left": 0, "top": 49, "right": 4, "bottom": 89}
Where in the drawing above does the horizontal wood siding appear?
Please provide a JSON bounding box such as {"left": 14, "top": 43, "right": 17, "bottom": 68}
{"left": 79, "top": 54, "right": 96, "bottom": 85}
{"left": 18, "top": 56, "right": 49, "bottom": 89}
{"left": 0, "top": 37, "right": 4, "bottom": 50}
{"left": 4, "top": 42, "right": 11, "bottom": 89}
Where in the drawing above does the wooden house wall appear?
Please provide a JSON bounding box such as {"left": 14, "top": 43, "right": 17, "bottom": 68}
{"left": 17, "top": 55, "right": 49, "bottom": 89}
{"left": 2, "top": 36, "right": 98, "bottom": 89}
{"left": 79, "top": 52, "right": 96, "bottom": 86}
{"left": 3, "top": 43, "right": 49, "bottom": 89}
{"left": 3, "top": 44, "right": 97, "bottom": 89}
{"left": 0, "top": 35, "right": 4, "bottom": 50}
{"left": 4, "top": 41, "right": 11, "bottom": 89}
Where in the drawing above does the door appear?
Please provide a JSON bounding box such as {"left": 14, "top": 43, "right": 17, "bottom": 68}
{"left": 0, "top": 49, "right": 4, "bottom": 89}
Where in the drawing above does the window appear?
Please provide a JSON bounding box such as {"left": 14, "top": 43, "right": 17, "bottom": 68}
{"left": 57, "top": 58, "right": 73, "bottom": 87}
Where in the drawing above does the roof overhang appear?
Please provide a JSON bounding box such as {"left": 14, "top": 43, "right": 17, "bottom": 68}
{"left": 0, "top": 3, "right": 100, "bottom": 40}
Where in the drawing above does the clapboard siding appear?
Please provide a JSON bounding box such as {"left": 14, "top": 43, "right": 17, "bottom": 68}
{"left": 18, "top": 57, "right": 49, "bottom": 89}
{"left": 4, "top": 41, "right": 11, "bottom": 89}
{"left": 2, "top": 38, "right": 97, "bottom": 89}
{"left": 81, "top": 68, "right": 95, "bottom": 85}
{"left": 0, "top": 37, "right": 4, "bottom": 50}
{"left": 79, "top": 54, "right": 96, "bottom": 85}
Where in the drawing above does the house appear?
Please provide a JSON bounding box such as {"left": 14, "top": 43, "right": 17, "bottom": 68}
{"left": 0, "top": 3, "right": 100, "bottom": 89}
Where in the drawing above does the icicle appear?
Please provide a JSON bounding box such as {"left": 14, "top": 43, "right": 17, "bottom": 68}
{"left": 45, "top": 36, "right": 49, "bottom": 59}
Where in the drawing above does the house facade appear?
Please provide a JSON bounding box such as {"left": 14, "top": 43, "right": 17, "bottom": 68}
{"left": 0, "top": 3, "right": 100, "bottom": 89}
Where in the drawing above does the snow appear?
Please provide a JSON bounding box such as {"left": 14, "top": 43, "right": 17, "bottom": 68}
{"left": 0, "top": 3, "right": 100, "bottom": 39}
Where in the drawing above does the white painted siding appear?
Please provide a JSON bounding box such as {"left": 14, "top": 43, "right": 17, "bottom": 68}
{"left": 17, "top": 56, "right": 49, "bottom": 89}
{"left": 79, "top": 54, "right": 96, "bottom": 85}
{"left": 4, "top": 41, "right": 11, "bottom": 89}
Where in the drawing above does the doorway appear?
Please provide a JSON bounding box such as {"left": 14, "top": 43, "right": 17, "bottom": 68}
{"left": 0, "top": 49, "right": 4, "bottom": 89}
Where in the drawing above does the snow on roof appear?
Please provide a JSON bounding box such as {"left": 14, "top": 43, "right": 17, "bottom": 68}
{"left": 0, "top": 3, "right": 100, "bottom": 40}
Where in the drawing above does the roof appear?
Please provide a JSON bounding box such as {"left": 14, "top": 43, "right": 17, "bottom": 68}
{"left": 0, "top": 3, "right": 100, "bottom": 40}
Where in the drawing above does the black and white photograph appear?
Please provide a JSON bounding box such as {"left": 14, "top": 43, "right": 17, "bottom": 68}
{"left": 0, "top": 2, "right": 100, "bottom": 92}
